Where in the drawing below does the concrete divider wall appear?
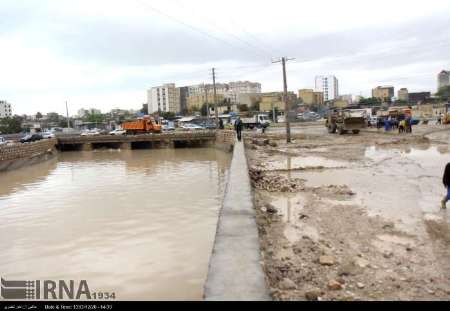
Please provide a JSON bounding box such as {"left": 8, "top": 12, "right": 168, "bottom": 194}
{"left": 204, "top": 140, "right": 270, "bottom": 301}
{"left": 0, "top": 139, "right": 57, "bottom": 172}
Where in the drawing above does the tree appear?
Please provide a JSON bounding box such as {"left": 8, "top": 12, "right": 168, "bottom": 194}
{"left": 250, "top": 101, "right": 261, "bottom": 112}
{"left": 436, "top": 86, "right": 450, "bottom": 100}
{"left": 36, "top": 112, "right": 43, "bottom": 120}
{"left": 359, "top": 97, "right": 382, "bottom": 106}
{"left": 85, "top": 113, "right": 105, "bottom": 124}
{"left": 200, "top": 103, "right": 208, "bottom": 117}
{"left": 0, "top": 116, "right": 23, "bottom": 134}
{"left": 238, "top": 104, "right": 249, "bottom": 112}
{"left": 161, "top": 112, "right": 176, "bottom": 120}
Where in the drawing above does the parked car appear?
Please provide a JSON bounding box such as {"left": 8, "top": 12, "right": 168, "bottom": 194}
{"left": 0, "top": 137, "right": 6, "bottom": 145}
{"left": 181, "top": 123, "right": 204, "bottom": 131}
{"left": 109, "top": 129, "right": 127, "bottom": 136}
{"left": 42, "top": 132, "right": 55, "bottom": 139}
{"left": 81, "top": 129, "right": 101, "bottom": 136}
{"left": 162, "top": 121, "right": 176, "bottom": 132}
{"left": 199, "top": 122, "right": 216, "bottom": 130}
{"left": 20, "top": 134, "right": 43, "bottom": 143}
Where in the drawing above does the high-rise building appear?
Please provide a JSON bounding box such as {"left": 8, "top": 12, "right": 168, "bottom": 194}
{"left": 372, "top": 86, "right": 395, "bottom": 102}
{"left": 178, "top": 87, "right": 189, "bottom": 115}
{"left": 315, "top": 76, "right": 339, "bottom": 101}
{"left": 0, "top": 100, "right": 12, "bottom": 118}
{"left": 398, "top": 88, "right": 409, "bottom": 102}
{"left": 438, "top": 70, "right": 450, "bottom": 91}
{"left": 298, "top": 89, "right": 324, "bottom": 106}
{"left": 148, "top": 83, "right": 180, "bottom": 114}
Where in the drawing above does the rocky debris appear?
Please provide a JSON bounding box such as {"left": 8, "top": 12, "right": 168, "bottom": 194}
{"left": 279, "top": 278, "right": 297, "bottom": 290}
{"left": 305, "top": 289, "right": 323, "bottom": 301}
{"left": 269, "top": 141, "right": 278, "bottom": 148}
{"left": 383, "top": 252, "right": 394, "bottom": 259}
{"left": 354, "top": 258, "right": 370, "bottom": 268}
{"left": 265, "top": 204, "right": 278, "bottom": 214}
{"left": 252, "top": 139, "right": 270, "bottom": 146}
{"left": 328, "top": 280, "right": 344, "bottom": 291}
{"left": 249, "top": 169, "right": 305, "bottom": 193}
{"left": 356, "top": 282, "right": 365, "bottom": 289}
{"left": 319, "top": 255, "right": 336, "bottom": 266}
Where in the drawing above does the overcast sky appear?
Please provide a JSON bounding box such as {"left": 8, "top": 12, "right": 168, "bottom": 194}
{"left": 1, "top": 0, "right": 450, "bottom": 116}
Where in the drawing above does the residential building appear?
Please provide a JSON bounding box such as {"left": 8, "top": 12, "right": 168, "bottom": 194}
{"left": 338, "top": 94, "right": 353, "bottom": 106}
{"left": 412, "top": 102, "right": 447, "bottom": 119}
{"left": 408, "top": 92, "right": 431, "bottom": 105}
{"left": 333, "top": 100, "right": 350, "bottom": 108}
{"left": 315, "top": 75, "right": 339, "bottom": 101}
{"left": 178, "top": 86, "right": 189, "bottom": 115}
{"left": 398, "top": 88, "right": 409, "bottom": 102}
{"left": 187, "top": 93, "right": 225, "bottom": 113}
{"left": 238, "top": 93, "right": 263, "bottom": 109}
{"left": 228, "top": 81, "right": 261, "bottom": 94}
{"left": 148, "top": 83, "right": 180, "bottom": 113}
{"left": 372, "top": 86, "right": 395, "bottom": 102}
{"left": 187, "top": 81, "right": 261, "bottom": 107}
{"left": 298, "top": 89, "right": 324, "bottom": 106}
{"left": 0, "top": 100, "right": 12, "bottom": 118}
{"left": 438, "top": 70, "right": 450, "bottom": 91}
{"left": 259, "top": 92, "right": 297, "bottom": 112}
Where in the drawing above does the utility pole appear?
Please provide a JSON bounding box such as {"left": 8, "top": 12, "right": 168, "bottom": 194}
{"left": 273, "top": 57, "right": 294, "bottom": 143}
{"left": 65, "top": 101, "right": 70, "bottom": 129}
{"left": 204, "top": 85, "right": 209, "bottom": 119}
{"left": 212, "top": 68, "right": 218, "bottom": 128}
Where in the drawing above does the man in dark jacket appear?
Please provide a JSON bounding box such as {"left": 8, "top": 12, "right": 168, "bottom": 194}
{"left": 235, "top": 117, "right": 243, "bottom": 141}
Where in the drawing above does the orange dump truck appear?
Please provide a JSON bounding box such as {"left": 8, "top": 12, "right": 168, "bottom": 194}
{"left": 121, "top": 116, "right": 162, "bottom": 135}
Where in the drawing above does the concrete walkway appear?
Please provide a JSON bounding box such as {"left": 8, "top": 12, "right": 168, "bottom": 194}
{"left": 204, "top": 140, "right": 271, "bottom": 301}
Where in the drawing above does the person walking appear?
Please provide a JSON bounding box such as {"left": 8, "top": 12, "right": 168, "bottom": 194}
{"left": 441, "top": 163, "right": 450, "bottom": 209}
{"left": 405, "top": 116, "right": 412, "bottom": 133}
{"left": 219, "top": 118, "right": 224, "bottom": 130}
{"left": 234, "top": 117, "right": 243, "bottom": 142}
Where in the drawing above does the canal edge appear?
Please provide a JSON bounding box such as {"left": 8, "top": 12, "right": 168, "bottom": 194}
{"left": 203, "top": 139, "right": 271, "bottom": 301}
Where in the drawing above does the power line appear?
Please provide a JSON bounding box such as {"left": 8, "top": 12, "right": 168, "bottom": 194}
{"left": 171, "top": 0, "right": 273, "bottom": 60}
{"left": 133, "top": 0, "right": 271, "bottom": 61}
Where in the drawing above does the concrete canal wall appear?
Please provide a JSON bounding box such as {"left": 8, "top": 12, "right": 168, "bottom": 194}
{"left": 204, "top": 140, "right": 270, "bottom": 301}
{"left": 215, "top": 130, "right": 235, "bottom": 152}
{"left": 0, "top": 139, "right": 57, "bottom": 172}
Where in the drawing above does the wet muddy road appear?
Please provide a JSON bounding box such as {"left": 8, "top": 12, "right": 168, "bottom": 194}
{"left": 246, "top": 124, "right": 450, "bottom": 301}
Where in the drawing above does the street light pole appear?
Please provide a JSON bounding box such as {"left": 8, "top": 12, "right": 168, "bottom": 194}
{"left": 273, "top": 57, "right": 295, "bottom": 143}
{"left": 65, "top": 101, "right": 70, "bottom": 129}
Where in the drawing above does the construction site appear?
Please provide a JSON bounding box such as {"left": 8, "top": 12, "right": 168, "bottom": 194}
{"left": 245, "top": 122, "right": 450, "bottom": 301}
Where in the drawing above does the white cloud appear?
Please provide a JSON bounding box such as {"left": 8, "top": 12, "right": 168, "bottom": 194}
{"left": 1, "top": 0, "right": 450, "bottom": 115}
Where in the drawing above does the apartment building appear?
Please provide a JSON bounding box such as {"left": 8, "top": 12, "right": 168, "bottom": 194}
{"left": 438, "top": 70, "right": 450, "bottom": 91}
{"left": 148, "top": 83, "right": 180, "bottom": 114}
{"left": 298, "top": 89, "right": 324, "bottom": 106}
{"left": 372, "top": 86, "right": 395, "bottom": 102}
{"left": 259, "top": 92, "right": 297, "bottom": 112}
{"left": 0, "top": 100, "right": 12, "bottom": 118}
{"left": 315, "top": 76, "right": 339, "bottom": 101}
{"left": 398, "top": 88, "right": 409, "bottom": 102}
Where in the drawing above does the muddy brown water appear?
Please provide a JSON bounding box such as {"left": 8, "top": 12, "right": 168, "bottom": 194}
{"left": 0, "top": 148, "right": 231, "bottom": 300}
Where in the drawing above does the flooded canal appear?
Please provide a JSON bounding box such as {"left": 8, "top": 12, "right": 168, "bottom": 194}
{"left": 0, "top": 148, "right": 231, "bottom": 300}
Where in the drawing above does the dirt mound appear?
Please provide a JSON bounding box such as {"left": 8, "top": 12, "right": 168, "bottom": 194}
{"left": 249, "top": 169, "right": 305, "bottom": 193}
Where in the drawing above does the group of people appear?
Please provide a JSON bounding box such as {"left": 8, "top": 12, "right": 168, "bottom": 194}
{"left": 372, "top": 116, "right": 413, "bottom": 133}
